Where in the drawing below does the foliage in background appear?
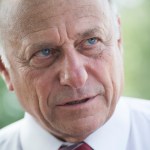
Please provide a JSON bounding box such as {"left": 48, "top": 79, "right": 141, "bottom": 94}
{"left": 122, "top": 0, "right": 150, "bottom": 99}
{"left": 0, "top": 78, "right": 24, "bottom": 128}
{"left": 0, "top": 0, "right": 150, "bottom": 128}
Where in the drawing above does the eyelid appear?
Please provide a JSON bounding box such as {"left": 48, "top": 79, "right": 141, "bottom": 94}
{"left": 25, "top": 42, "right": 54, "bottom": 56}
{"left": 29, "top": 46, "right": 54, "bottom": 60}
{"left": 28, "top": 48, "right": 58, "bottom": 68}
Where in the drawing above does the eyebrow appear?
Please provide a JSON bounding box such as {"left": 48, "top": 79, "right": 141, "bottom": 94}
{"left": 77, "top": 27, "right": 104, "bottom": 39}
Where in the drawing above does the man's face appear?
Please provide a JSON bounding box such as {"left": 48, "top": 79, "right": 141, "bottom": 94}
{"left": 1, "top": 0, "right": 123, "bottom": 142}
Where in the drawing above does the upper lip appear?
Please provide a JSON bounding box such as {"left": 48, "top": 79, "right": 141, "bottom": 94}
{"left": 57, "top": 94, "right": 99, "bottom": 106}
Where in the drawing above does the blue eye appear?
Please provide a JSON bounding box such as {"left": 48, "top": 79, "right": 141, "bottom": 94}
{"left": 40, "top": 48, "right": 51, "bottom": 56}
{"left": 86, "top": 38, "right": 98, "bottom": 46}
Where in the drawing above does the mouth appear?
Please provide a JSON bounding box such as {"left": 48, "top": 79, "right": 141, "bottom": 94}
{"left": 65, "top": 98, "right": 90, "bottom": 106}
{"left": 58, "top": 95, "right": 97, "bottom": 106}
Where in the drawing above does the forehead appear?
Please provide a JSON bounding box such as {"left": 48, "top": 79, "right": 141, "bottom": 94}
{"left": 1, "top": 0, "right": 111, "bottom": 43}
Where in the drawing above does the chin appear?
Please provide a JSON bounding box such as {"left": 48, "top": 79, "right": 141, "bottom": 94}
{"left": 58, "top": 117, "right": 105, "bottom": 142}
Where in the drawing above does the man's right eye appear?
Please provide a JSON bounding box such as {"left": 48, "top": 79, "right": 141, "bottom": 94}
{"left": 29, "top": 48, "right": 59, "bottom": 68}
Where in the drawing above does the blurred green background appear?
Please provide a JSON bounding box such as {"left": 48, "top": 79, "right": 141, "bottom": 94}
{"left": 0, "top": 0, "right": 150, "bottom": 128}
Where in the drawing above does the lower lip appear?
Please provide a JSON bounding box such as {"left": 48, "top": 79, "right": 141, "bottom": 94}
{"left": 57, "top": 95, "right": 100, "bottom": 109}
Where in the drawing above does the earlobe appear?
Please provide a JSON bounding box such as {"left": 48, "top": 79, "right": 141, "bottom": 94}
{"left": 0, "top": 57, "right": 14, "bottom": 91}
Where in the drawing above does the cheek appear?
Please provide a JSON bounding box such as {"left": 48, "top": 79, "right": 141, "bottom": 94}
{"left": 87, "top": 51, "right": 123, "bottom": 103}
{"left": 33, "top": 71, "right": 58, "bottom": 117}
{"left": 10, "top": 70, "right": 37, "bottom": 113}
{"left": 9, "top": 63, "right": 53, "bottom": 115}
{"left": 111, "top": 50, "right": 124, "bottom": 91}
{"left": 88, "top": 59, "right": 113, "bottom": 100}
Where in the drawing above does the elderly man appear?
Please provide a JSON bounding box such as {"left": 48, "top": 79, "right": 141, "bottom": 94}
{"left": 0, "top": 0, "right": 150, "bottom": 149}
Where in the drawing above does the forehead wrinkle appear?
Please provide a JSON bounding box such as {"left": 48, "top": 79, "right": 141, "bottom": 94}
{"left": 0, "top": 0, "right": 46, "bottom": 43}
{"left": 19, "top": 2, "right": 106, "bottom": 28}
{"left": 0, "top": 0, "right": 43, "bottom": 27}
{"left": 20, "top": 26, "right": 58, "bottom": 45}
{"left": 14, "top": 0, "right": 53, "bottom": 23}
{"left": 26, "top": 5, "right": 99, "bottom": 28}
{"left": 21, "top": 6, "right": 111, "bottom": 44}
{"left": 9, "top": 3, "right": 68, "bottom": 39}
{"left": 71, "top": 5, "right": 106, "bottom": 20}
{"left": 19, "top": 14, "right": 66, "bottom": 41}
{"left": 0, "top": 0, "right": 54, "bottom": 39}
{"left": 1, "top": 0, "right": 111, "bottom": 44}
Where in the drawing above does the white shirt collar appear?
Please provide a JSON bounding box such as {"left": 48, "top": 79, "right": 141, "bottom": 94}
{"left": 85, "top": 97, "right": 130, "bottom": 150}
{"left": 20, "top": 97, "right": 130, "bottom": 150}
{"left": 20, "top": 114, "right": 63, "bottom": 150}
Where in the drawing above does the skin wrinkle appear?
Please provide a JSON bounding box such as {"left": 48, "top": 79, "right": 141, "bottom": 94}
{"left": 10, "top": 0, "right": 47, "bottom": 23}
{"left": 0, "top": 1, "right": 113, "bottom": 47}
{"left": 43, "top": 3, "right": 107, "bottom": 35}
{"left": 21, "top": 8, "right": 105, "bottom": 40}
{"left": 21, "top": 17, "right": 103, "bottom": 44}
{"left": 0, "top": 1, "right": 51, "bottom": 42}
{"left": 0, "top": 1, "right": 110, "bottom": 30}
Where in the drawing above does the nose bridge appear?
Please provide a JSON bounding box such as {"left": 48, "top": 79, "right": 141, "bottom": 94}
{"left": 59, "top": 49, "right": 88, "bottom": 88}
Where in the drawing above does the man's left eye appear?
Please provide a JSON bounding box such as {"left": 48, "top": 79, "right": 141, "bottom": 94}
{"left": 85, "top": 38, "right": 98, "bottom": 46}
{"left": 39, "top": 48, "right": 52, "bottom": 57}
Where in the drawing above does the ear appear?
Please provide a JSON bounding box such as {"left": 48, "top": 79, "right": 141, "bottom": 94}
{"left": 0, "top": 56, "right": 14, "bottom": 91}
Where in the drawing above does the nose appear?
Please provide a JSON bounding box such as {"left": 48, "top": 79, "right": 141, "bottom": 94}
{"left": 59, "top": 50, "right": 88, "bottom": 89}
